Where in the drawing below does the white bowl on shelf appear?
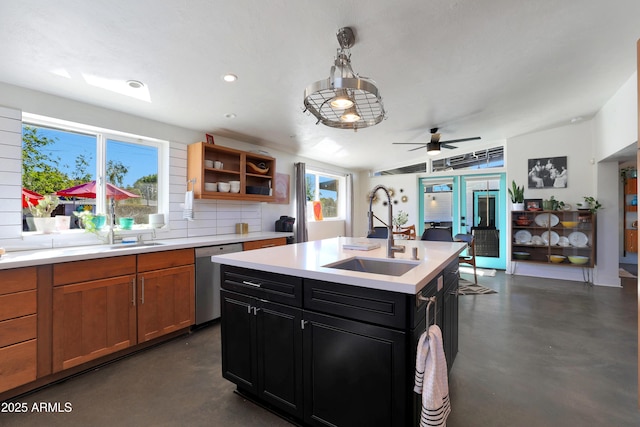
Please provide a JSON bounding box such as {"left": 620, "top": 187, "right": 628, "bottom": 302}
{"left": 218, "top": 182, "right": 231, "bottom": 192}
{"left": 204, "top": 182, "right": 217, "bottom": 192}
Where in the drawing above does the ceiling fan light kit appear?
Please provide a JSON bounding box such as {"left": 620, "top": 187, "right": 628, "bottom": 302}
{"left": 303, "top": 27, "right": 385, "bottom": 131}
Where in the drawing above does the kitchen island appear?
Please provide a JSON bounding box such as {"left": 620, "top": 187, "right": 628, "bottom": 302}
{"left": 212, "top": 237, "right": 465, "bottom": 427}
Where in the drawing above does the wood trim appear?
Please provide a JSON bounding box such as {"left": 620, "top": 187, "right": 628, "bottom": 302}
{"left": 0, "top": 315, "right": 36, "bottom": 347}
{"left": 0, "top": 266, "right": 37, "bottom": 295}
{"left": 53, "top": 255, "right": 136, "bottom": 286}
{"left": 637, "top": 37, "right": 639, "bottom": 409}
{"left": 0, "top": 340, "right": 37, "bottom": 393}
{"left": 37, "top": 264, "right": 53, "bottom": 378}
{"left": 137, "top": 248, "right": 195, "bottom": 272}
{"left": 242, "top": 237, "right": 287, "bottom": 251}
{"left": 0, "top": 290, "right": 37, "bottom": 321}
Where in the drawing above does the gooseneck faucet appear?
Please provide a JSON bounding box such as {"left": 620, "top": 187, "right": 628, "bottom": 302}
{"left": 367, "top": 185, "right": 405, "bottom": 258}
{"left": 107, "top": 198, "right": 116, "bottom": 245}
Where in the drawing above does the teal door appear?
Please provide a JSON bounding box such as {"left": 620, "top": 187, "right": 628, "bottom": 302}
{"left": 460, "top": 175, "right": 506, "bottom": 270}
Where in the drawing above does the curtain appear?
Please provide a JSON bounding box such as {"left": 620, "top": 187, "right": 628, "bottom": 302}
{"left": 345, "top": 173, "right": 354, "bottom": 237}
{"left": 294, "top": 162, "right": 308, "bottom": 243}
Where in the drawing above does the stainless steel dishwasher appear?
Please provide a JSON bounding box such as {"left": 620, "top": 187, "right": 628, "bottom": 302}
{"left": 195, "top": 243, "right": 243, "bottom": 324}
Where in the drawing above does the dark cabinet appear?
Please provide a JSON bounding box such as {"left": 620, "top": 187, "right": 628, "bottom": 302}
{"left": 302, "top": 311, "right": 406, "bottom": 427}
{"left": 221, "top": 264, "right": 457, "bottom": 427}
{"left": 221, "top": 289, "right": 303, "bottom": 418}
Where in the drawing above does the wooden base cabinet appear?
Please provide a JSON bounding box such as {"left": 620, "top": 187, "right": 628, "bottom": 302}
{"left": 0, "top": 267, "right": 38, "bottom": 393}
{"left": 137, "top": 264, "right": 195, "bottom": 343}
{"left": 52, "top": 275, "right": 137, "bottom": 372}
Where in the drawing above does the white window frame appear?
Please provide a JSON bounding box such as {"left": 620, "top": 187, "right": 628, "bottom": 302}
{"left": 22, "top": 113, "right": 169, "bottom": 233}
{"left": 306, "top": 169, "right": 346, "bottom": 221}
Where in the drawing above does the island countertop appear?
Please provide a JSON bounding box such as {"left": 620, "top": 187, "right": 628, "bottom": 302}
{"left": 211, "top": 236, "right": 466, "bottom": 294}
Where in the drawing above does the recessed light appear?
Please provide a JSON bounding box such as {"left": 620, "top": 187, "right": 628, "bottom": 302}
{"left": 223, "top": 74, "right": 237, "bottom": 83}
{"left": 224, "top": 113, "right": 237, "bottom": 119}
{"left": 126, "top": 80, "right": 145, "bottom": 89}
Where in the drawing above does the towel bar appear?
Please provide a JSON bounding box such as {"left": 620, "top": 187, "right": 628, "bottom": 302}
{"left": 417, "top": 295, "right": 437, "bottom": 331}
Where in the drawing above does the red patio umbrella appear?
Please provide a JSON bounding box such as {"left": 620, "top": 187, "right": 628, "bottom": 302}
{"left": 22, "top": 188, "right": 43, "bottom": 208}
{"left": 56, "top": 181, "right": 140, "bottom": 200}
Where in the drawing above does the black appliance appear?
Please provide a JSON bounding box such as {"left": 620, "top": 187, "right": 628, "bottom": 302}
{"left": 275, "top": 216, "right": 295, "bottom": 244}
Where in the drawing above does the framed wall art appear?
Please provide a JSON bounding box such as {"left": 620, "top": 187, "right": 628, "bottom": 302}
{"left": 527, "top": 156, "right": 567, "bottom": 189}
{"left": 524, "top": 199, "right": 543, "bottom": 211}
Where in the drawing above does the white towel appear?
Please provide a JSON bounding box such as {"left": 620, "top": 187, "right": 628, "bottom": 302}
{"left": 183, "top": 190, "right": 194, "bottom": 220}
{"left": 414, "top": 324, "right": 450, "bottom": 427}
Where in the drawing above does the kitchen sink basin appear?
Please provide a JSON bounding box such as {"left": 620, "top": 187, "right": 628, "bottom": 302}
{"left": 323, "top": 257, "right": 420, "bottom": 276}
{"left": 106, "top": 242, "right": 164, "bottom": 250}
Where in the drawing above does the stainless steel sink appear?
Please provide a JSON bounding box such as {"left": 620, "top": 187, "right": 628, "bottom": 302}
{"left": 106, "top": 242, "right": 165, "bottom": 250}
{"left": 323, "top": 257, "right": 419, "bottom": 276}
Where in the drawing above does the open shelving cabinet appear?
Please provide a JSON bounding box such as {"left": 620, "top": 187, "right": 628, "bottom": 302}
{"left": 511, "top": 210, "right": 596, "bottom": 268}
{"left": 187, "top": 142, "right": 275, "bottom": 201}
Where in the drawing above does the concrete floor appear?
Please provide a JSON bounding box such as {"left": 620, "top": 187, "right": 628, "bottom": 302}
{"left": 3, "top": 271, "right": 639, "bottom": 427}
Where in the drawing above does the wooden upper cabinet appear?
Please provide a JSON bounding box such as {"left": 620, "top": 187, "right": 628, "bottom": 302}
{"left": 187, "top": 142, "right": 276, "bottom": 201}
{"left": 625, "top": 177, "right": 637, "bottom": 195}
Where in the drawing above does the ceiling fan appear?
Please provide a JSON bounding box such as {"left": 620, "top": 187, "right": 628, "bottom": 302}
{"left": 393, "top": 128, "right": 481, "bottom": 155}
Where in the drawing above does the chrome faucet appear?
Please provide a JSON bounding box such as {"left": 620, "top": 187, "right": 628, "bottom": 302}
{"left": 107, "top": 198, "right": 116, "bottom": 245}
{"left": 367, "top": 185, "right": 405, "bottom": 258}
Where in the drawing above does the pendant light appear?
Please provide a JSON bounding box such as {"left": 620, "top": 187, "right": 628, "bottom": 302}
{"left": 303, "top": 27, "right": 385, "bottom": 131}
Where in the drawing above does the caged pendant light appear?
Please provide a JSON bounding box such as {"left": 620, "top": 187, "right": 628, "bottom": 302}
{"left": 303, "top": 27, "right": 385, "bottom": 131}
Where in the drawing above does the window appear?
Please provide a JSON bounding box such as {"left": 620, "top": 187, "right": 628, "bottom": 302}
{"left": 305, "top": 170, "right": 344, "bottom": 220}
{"left": 22, "top": 115, "right": 165, "bottom": 232}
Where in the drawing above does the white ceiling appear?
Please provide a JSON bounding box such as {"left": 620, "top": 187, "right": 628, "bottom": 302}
{"left": 1, "top": 1, "right": 639, "bottom": 171}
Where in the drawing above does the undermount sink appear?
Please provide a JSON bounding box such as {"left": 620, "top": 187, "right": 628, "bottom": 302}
{"left": 323, "top": 257, "right": 420, "bottom": 276}
{"left": 106, "top": 242, "right": 165, "bottom": 250}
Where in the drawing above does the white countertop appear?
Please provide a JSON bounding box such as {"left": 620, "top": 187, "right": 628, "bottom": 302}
{"left": 0, "top": 232, "right": 292, "bottom": 270}
{"left": 212, "top": 237, "right": 466, "bottom": 294}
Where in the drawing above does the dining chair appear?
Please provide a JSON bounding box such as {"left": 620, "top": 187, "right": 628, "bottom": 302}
{"left": 393, "top": 224, "right": 416, "bottom": 240}
{"left": 367, "top": 226, "right": 389, "bottom": 239}
{"left": 420, "top": 228, "right": 453, "bottom": 242}
{"left": 454, "top": 233, "right": 478, "bottom": 284}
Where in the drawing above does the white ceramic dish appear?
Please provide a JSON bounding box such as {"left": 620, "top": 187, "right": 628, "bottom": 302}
{"left": 515, "top": 230, "right": 532, "bottom": 244}
{"left": 218, "top": 182, "right": 231, "bottom": 192}
{"left": 568, "top": 231, "right": 588, "bottom": 247}
{"left": 558, "top": 236, "right": 570, "bottom": 247}
{"left": 531, "top": 235, "right": 544, "bottom": 245}
{"left": 204, "top": 182, "right": 217, "bottom": 192}
{"left": 534, "top": 213, "right": 559, "bottom": 227}
{"left": 541, "top": 230, "right": 559, "bottom": 246}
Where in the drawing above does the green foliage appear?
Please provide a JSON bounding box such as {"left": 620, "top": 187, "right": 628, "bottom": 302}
{"left": 580, "top": 196, "right": 602, "bottom": 213}
{"left": 26, "top": 194, "right": 60, "bottom": 217}
{"left": 22, "top": 126, "right": 72, "bottom": 194}
{"left": 508, "top": 180, "right": 524, "bottom": 203}
{"left": 393, "top": 210, "right": 409, "bottom": 227}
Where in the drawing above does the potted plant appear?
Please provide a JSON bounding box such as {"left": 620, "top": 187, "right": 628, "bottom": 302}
{"left": 577, "top": 196, "right": 602, "bottom": 214}
{"left": 508, "top": 180, "right": 525, "bottom": 211}
{"left": 26, "top": 194, "right": 60, "bottom": 233}
{"left": 393, "top": 210, "right": 409, "bottom": 230}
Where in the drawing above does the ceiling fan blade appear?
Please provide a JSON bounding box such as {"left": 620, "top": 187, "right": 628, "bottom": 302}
{"left": 440, "top": 143, "right": 458, "bottom": 149}
{"left": 408, "top": 145, "right": 426, "bottom": 152}
{"left": 392, "top": 142, "right": 428, "bottom": 145}
{"left": 439, "top": 136, "right": 481, "bottom": 144}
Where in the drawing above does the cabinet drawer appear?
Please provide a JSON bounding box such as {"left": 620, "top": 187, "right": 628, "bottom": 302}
{"left": 222, "top": 265, "right": 302, "bottom": 307}
{"left": 138, "top": 248, "right": 194, "bottom": 272}
{"left": 243, "top": 238, "right": 286, "bottom": 251}
{"left": 0, "top": 339, "right": 37, "bottom": 393}
{"left": 0, "top": 290, "right": 37, "bottom": 321}
{"left": 54, "top": 255, "right": 136, "bottom": 286}
{"left": 0, "top": 267, "right": 37, "bottom": 295}
{"left": 304, "top": 279, "right": 408, "bottom": 329}
{"left": 0, "top": 314, "right": 37, "bottom": 347}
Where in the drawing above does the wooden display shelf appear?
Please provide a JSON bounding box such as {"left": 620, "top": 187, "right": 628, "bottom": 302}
{"left": 187, "top": 142, "right": 275, "bottom": 201}
{"left": 511, "top": 210, "right": 596, "bottom": 267}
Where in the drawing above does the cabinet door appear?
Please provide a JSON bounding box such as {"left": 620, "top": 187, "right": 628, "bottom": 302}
{"left": 257, "top": 300, "right": 303, "bottom": 419}
{"left": 221, "top": 290, "right": 304, "bottom": 418}
{"left": 221, "top": 290, "right": 257, "bottom": 391}
{"left": 137, "top": 265, "right": 195, "bottom": 343}
{"left": 442, "top": 288, "right": 459, "bottom": 371}
{"left": 52, "top": 275, "right": 137, "bottom": 372}
{"left": 303, "top": 311, "right": 406, "bottom": 427}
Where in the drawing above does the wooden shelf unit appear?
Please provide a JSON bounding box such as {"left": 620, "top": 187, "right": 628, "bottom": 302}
{"left": 511, "top": 210, "right": 596, "bottom": 267}
{"left": 624, "top": 177, "right": 637, "bottom": 253}
{"left": 187, "top": 142, "right": 275, "bottom": 202}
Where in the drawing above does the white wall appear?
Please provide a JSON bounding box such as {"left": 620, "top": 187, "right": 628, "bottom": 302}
{"left": 0, "top": 83, "right": 352, "bottom": 249}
